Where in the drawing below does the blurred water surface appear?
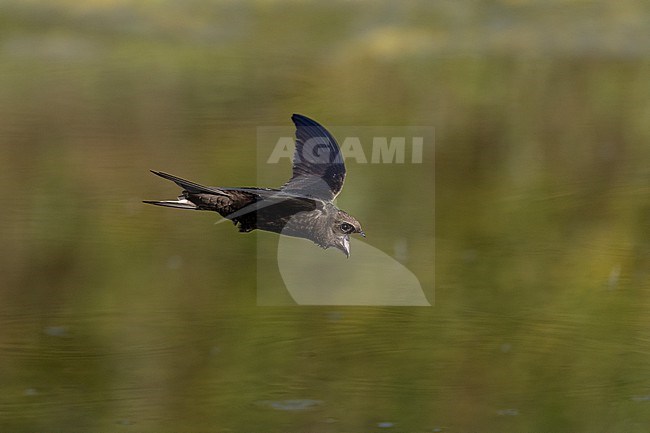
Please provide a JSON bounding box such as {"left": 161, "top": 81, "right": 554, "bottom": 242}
{"left": 1, "top": 1, "right": 649, "bottom": 432}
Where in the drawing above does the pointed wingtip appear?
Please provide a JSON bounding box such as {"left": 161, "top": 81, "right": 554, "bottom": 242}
{"left": 291, "top": 113, "right": 322, "bottom": 128}
{"left": 291, "top": 113, "right": 305, "bottom": 125}
{"left": 149, "top": 169, "right": 165, "bottom": 179}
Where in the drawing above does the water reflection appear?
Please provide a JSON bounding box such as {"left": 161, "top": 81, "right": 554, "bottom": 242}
{"left": 1, "top": 0, "right": 650, "bottom": 432}
{"left": 256, "top": 399, "right": 323, "bottom": 411}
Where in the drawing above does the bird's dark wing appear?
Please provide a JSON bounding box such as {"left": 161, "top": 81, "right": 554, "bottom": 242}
{"left": 281, "top": 114, "right": 346, "bottom": 201}
{"left": 214, "top": 189, "right": 320, "bottom": 222}
{"left": 146, "top": 170, "right": 319, "bottom": 217}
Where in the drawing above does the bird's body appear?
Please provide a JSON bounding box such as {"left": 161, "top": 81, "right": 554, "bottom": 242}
{"left": 144, "top": 114, "right": 364, "bottom": 257}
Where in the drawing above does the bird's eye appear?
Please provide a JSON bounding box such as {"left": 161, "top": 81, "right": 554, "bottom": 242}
{"left": 340, "top": 223, "right": 354, "bottom": 233}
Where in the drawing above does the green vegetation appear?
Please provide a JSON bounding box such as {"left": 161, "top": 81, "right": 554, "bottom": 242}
{"left": 0, "top": 1, "right": 649, "bottom": 432}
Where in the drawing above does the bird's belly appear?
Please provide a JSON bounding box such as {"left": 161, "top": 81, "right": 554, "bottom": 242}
{"left": 254, "top": 210, "right": 317, "bottom": 241}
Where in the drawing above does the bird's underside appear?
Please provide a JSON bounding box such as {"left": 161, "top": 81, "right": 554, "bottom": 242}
{"left": 184, "top": 187, "right": 322, "bottom": 236}
{"left": 144, "top": 170, "right": 332, "bottom": 244}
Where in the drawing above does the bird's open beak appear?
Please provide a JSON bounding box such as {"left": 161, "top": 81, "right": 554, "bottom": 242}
{"left": 342, "top": 235, "right": 350, "bottom": 258}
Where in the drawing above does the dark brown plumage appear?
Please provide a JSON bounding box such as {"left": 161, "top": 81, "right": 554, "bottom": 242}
{"left": 144, "top": 114, "right": 364, "bottom": 257}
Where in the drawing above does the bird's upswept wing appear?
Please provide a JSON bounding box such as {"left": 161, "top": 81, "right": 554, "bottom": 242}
{"left": 281, "top": 114, "right": 346, "bottom": 201}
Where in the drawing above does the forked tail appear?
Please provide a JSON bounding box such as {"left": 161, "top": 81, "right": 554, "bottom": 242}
{"left": 142, "top": 198, "right": 197, "bottom": 209}
{"left": 143, "top": 170, "right": 217, "bottom": 210}
{"left": 147, "top": 170, "right": 218, "bottom": 194}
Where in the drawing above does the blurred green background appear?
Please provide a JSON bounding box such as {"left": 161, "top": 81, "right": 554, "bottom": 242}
{"left": 1, "top": 0, "right": 649, "bottom": 431}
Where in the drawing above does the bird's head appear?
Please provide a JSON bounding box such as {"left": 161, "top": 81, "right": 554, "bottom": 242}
{"left": 331, "top": 210, "right": 365, "bottom": 258}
